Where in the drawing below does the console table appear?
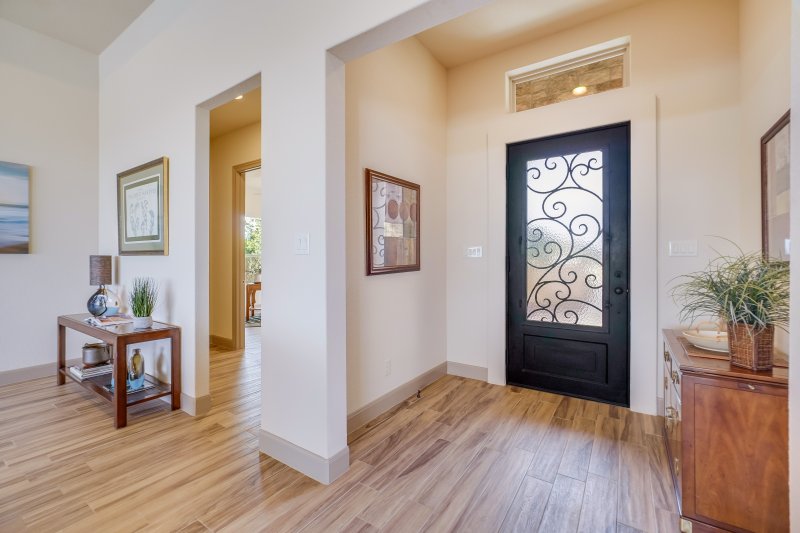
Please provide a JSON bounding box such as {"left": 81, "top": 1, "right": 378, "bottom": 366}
{"left": 662, "top": 329, "right": 788, "bottom": 532}
{"left": 57, "top": 313, "right": 181, "bottom": 428}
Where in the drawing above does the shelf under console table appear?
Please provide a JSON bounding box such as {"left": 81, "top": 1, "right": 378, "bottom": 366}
{"left": 57, "top": 313, "right": 181, "bottom": 428}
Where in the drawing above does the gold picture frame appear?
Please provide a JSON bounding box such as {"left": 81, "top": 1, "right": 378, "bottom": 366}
{"left": 117, "top": 157, "right": 169, "bottom": 255}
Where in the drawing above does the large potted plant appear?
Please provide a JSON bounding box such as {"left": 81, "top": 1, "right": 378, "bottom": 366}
{"left": 673, "top": 249, "right": 789, "bottom": 371}
{"left": 129, "top": 277, "right": 158, "bottom": 330}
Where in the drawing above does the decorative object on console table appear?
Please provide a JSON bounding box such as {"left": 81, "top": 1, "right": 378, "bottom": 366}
{"left": 117, "top": 157, "right": 169, "bottom": 255}
{"left": 0, "top": 161, "right": 30, "bottom": 254}
{"left": 128, "top": 348, "right": 145, "bottom": 389}
{"left": 82, "top": 342, "right": 111, "bottom": 365}
{"left": 672, "top": 246, "right": 789, "bottom": 371}
{"left": 129, "top": 277, "right": 158, "bottom": 329}
{"left": 761, "top": 110, "right": 790, "bottom": 260}
{"left": 364, "top": 168, "right": 420, "bottom": 275}
{"left": 87, "top": 255, "right": 120, "bottom": 316}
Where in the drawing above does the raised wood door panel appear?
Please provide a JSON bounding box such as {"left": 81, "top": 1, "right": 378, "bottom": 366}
{"left": 683, "top": 374, "right": 789, "bottom": 533}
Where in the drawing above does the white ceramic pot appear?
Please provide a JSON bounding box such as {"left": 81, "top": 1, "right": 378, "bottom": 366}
{"left": 132, "top": 316, "right": 153, "bottom": 329}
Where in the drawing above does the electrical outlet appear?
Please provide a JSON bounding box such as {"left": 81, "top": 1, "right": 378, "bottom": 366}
{"left": 384, "top": 360, "right": 392, "bottom": 377}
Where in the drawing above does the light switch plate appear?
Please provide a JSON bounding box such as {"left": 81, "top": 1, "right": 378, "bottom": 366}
{"left": 466, "top": 246, "right": 483, "bottom": 258}
{"left": 668, "top": 240, "right": 698, "bottom": 257}
{"left": 294, "top": 233, "right": 310, "bottom": 255}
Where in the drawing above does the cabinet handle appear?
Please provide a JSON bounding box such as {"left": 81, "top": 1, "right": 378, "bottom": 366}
{"left": 674, "top": 457, "right": 680, "bottom": 476}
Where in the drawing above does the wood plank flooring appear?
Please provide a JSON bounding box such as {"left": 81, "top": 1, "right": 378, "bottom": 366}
{"left": 0, "top": 329, "right": 678, "bottom": 532}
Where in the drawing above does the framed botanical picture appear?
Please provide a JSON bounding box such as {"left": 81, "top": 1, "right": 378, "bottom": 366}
{"left": 365, "top": 168, "right": 420, "bottom": 275}
{"left": 117, "top": 157, "right": 169, "bottom": 255}
{"left": 0, "top": 161, "right": 30, "bottom": 254}
{"left": 761, "top": 111, "right": 790, "bottom": 260}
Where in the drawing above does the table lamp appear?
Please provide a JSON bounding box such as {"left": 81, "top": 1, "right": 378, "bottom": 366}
{"left": 87, "top": 255, "right": 119, "bottom": 316}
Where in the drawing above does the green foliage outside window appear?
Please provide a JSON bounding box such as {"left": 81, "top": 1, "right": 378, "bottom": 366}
{"left": 245, "top": 217, "right": 262, "bottom": 282}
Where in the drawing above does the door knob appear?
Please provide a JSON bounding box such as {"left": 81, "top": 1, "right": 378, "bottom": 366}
{"left": 614, "top": 287, "right": 624, "bottom": 295}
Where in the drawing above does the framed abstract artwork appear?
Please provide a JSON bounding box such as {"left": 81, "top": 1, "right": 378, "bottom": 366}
{"left": 365, "top": 168, "right": 420, "bottom": 275}
{"left": 761, "top": 111, "right": 790, "bottom": 260}
{"left": 117, "top": 157, "right": 169, "bottom": 255}
{"left": 0, "top": 161, "right": 30, "bottom": 254}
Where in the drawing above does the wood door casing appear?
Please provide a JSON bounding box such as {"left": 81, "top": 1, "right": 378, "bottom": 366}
{"left": 683, "top": 374, "right": 789, "bottom": 533}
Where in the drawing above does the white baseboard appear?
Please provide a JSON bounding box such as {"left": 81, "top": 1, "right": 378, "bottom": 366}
{"left": 0, "top": 358, "right": 81, "bottom": 387}
{"left": 181, "top": 392, "right": 212, "bottom": 416}
{"left": 346, "top": 362, "right": 447, "bottom": 435}
{"left": 447, "top": 361, "right": 488, "bottom": 381}
{"left": 259, "top": 430, "right": 349, "bottom": 485}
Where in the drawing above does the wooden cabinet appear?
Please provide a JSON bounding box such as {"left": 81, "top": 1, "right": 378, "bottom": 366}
{"left": 662, "top": 330, "right": 789, "bottom": 533}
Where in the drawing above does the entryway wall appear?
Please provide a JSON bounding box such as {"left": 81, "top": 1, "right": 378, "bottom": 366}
{"left": 443, "top": 0, "right": 789, "bottom": 412}
{"left": 345, "top": 37, "right": 447, "bottom": 416}
{"left": 209, "top": 121, "right": 260, "bottom": 348}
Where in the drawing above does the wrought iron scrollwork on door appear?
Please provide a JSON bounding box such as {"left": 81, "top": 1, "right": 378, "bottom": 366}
{"left": 526, "top": 151, "right": 604, "bottom": 327}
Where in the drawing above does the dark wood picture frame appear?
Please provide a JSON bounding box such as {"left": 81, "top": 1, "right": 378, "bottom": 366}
{"left": 117, "top": 157, "right": 169, "bottom": 256}
{"left": 761, "top": 110, "right": 790, "bottom": 259}
{"left": 365, "top": 168, "right": 420, "bottom": 275}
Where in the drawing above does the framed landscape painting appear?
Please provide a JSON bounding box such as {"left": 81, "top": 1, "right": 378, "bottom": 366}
{"left": 761, "top": 111, "right": 790, "bottom": 260}
{"left": 365, "top": 168, "right": 420, "bottom": 275}
{"left": 117, "top": 157, "right": 169, "bottom": 255}
{"left": 0, "top": 161, "right": 30, "bottom": 254}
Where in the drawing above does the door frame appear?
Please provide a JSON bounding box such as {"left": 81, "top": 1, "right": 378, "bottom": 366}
{"left": 487, "top": 88, "right": 659, "bottom": 414}
{"left": 232, "top": 159, "right": 261, "bottom": 350}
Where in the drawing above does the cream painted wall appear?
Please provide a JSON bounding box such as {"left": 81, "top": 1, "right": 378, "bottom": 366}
{"left": 740, "top": 0, "right": 792, "bottom": 355}
{"left": 209, "top": 122, "right": 260, "bottom": 342}
{"left": 345, "top": 38, "right": 447, "bottom": 414}
{"left": 445, "top": 0, "right": 745, "bottom": 411}
{"left": 0, "top": 18, "right": 98, "bottom": 372}
{"left": 98, "top": 0, "right": 488, "bottom": 473}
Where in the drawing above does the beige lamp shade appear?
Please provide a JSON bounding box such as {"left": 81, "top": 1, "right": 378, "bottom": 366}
{"left": 89, "top": 255, "right": 112, "bottom": 286}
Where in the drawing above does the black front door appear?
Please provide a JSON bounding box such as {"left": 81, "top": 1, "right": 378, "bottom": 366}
{"left": 506, "top": 123, "right": 630, "bottom": 406}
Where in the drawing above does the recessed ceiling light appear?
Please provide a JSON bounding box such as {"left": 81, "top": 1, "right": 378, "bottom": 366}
{"left": 234, "top": 95, "right": 244, "bottom": 100}
{"left": 572, "top": 86, "right": 588, "bottom": 96}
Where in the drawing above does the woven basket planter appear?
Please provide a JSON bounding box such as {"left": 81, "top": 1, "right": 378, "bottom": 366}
{"left": 726, "top": 323, "right": 774, "bottom": 371}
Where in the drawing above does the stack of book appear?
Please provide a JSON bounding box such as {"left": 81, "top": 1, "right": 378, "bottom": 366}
{"left": 68, "top": 364, "right": 113, "bottom": 381}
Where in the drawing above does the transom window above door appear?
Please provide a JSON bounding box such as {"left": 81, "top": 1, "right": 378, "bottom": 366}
{"left": 507, "top": 37, "right": 629, "bottom": 113}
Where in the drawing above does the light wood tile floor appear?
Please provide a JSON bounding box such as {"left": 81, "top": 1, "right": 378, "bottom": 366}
{"left": 0, "top": 329, "right": 678, "bottom": 532}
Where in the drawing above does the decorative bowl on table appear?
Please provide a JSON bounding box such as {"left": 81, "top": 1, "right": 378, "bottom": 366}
{"left": 682, "top": 327, "right": 729, "bottom": 353}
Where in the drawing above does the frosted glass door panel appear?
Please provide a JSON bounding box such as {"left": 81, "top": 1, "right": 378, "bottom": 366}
{"left": 526, "top": 151, "right": 604, "bottom": 327}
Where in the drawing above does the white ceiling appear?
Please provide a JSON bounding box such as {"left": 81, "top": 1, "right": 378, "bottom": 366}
{"left": 0, "top": 0, "right": 153, "bottom": 54}
{"left": 417, "top": 0, "right": 651, "bottom": 68}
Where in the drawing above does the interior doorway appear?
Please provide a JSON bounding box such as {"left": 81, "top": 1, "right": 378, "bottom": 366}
{"left": 208, "top": 87, "right": 261, "bottom": 352}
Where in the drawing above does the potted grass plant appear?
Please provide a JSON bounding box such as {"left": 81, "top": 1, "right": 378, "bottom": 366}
{"left": 129, "top": 277, "right": 158, "bottom": 329}
{"left": 672, "top": 248, "right": 789, "bottom": 371}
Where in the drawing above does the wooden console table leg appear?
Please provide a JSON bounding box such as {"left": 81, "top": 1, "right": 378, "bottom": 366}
{"left": 171, "top": 331, "right": 181, "bottom": 410}
{"left": 113, "top": 339, "right": 128, "bottom": 428}
{"left": 57, "top": 324, "right": 66, "bottom": 385}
